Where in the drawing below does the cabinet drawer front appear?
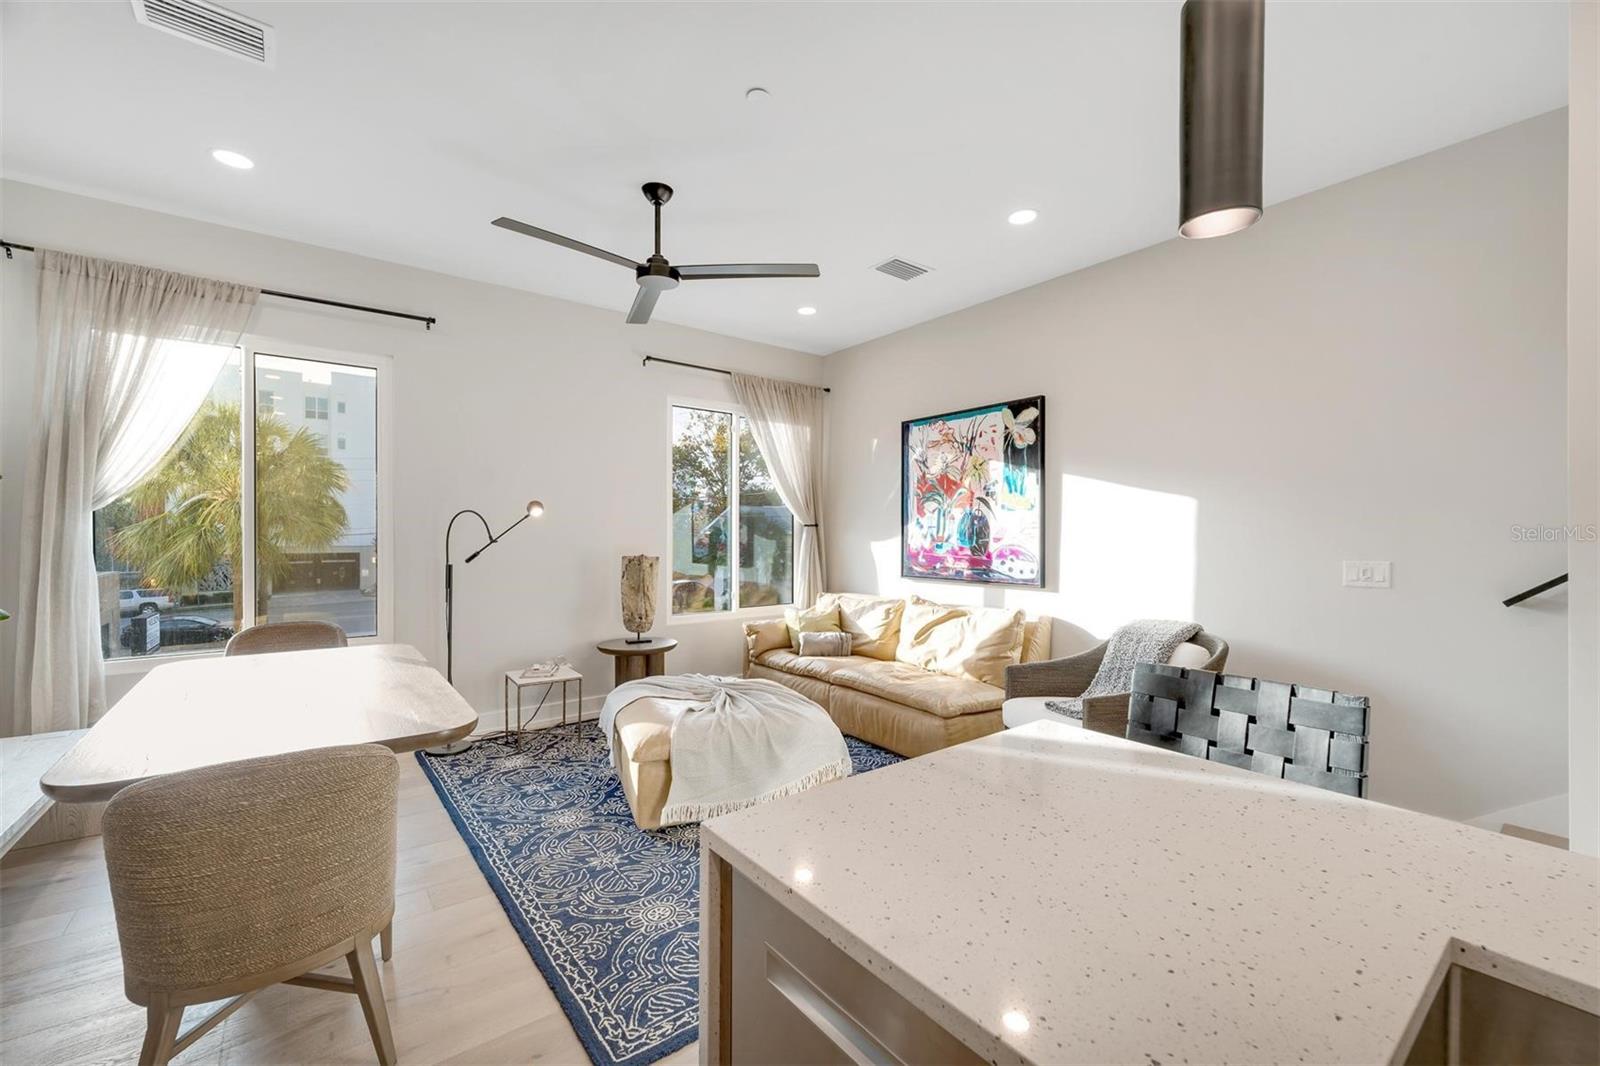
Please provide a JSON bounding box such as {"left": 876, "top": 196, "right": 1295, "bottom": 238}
{"left": 729, "top": 869, "right": 983, "bottom": 1065}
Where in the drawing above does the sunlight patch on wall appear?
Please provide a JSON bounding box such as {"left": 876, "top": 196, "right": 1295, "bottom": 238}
{"left": 1058, "top": 474, "right": 1197, "bottom": 637}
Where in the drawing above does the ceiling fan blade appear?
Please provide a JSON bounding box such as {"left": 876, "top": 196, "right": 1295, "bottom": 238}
{"left": 626, "top": 285, "right": 661, "bottom": 325}
{"left": 491, "top": 217, "right": 640, "bottom": 269}
{"left": 675, "top": 263, "right": 822, "bottom": 280}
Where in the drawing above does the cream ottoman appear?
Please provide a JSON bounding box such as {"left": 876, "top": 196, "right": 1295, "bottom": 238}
{"left": 611, "top": 697, "right": 682, "bottom": 830}
{"left": 609, "top": 687, "right": 850, "bottom": 830}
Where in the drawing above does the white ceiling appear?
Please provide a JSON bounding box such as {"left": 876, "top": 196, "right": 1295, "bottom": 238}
{"left": 0, "top": 1, "right": 1568, "bottom": 355}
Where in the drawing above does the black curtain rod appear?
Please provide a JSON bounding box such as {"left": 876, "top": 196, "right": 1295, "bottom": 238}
{"left": 1, "top": 239, "right": 437, "bottom": 331}
{"left": 642, "top": 354, "right": 831, "bottom": 393}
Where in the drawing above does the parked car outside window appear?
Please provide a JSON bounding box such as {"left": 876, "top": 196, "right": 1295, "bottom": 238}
{"left": 118, "top": 588, "right": 172, "bottom": 616}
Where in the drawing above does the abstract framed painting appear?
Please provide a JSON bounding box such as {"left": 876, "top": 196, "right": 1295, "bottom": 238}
{"left": 901, "top": 396, "right": 1045, "bottom": 587}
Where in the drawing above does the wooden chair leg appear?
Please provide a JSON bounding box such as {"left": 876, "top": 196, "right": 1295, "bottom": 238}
{"left": 138, "top": 999, "right": 183, "bottom": 1066}
{"left": 348, "top": 935, "right": 397, "bottom": 1066}
{"left": 379, "top": 919, "right": 393, "bottom": 962}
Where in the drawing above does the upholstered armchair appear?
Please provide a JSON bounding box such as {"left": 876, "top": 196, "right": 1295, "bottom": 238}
{"left": 1003, "top": 631, "right": 1229, "bottom": 736}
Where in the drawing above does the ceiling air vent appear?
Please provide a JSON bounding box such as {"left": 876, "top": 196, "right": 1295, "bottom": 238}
{"left": 131, "top": 0, "right": 274, "bottom": 66}
{"left": 874, "top": 257, "right": 931, "bottom": 281}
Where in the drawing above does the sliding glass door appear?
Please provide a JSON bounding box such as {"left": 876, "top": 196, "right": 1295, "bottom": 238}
{"left": 251, "top": 353, "right": 379, "bottom": 636}
{"left": 93, "top": 341, "right": 388, "bottom": 660}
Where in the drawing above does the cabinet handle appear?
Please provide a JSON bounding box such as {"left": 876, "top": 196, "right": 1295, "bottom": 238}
{"left": 765, "top": 944, "right": 905, "bottom": 1066}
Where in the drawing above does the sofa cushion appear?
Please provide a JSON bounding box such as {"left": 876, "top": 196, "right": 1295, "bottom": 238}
{"left": 749, "top": 664, "right": 834, "bottom": 712}
{"left": 1167, "top": 641, "right": 1211, "bottom": 668}
{"left": 783, "top": 603, "right": 842, "bottom": 645}
{"left": 896, "top": 599, "right": 1025, "bottom": 687}
{"left": 1021, "top": 616, "right": 1053, "bottom": 663}
{"left": 829, "top": 685, "right": 1003, "bottom": 757}
{"left": 1002, "top": 696, "right": 1083, "bottom": 730}
{"left": 827, "top": 658, "right": 1003, "bottom": 718}
{"left": 755, "top": 649, "right": 881, "bottom": 682}
{"left": 745, "top": 616, "right": 792, "bottom": 660}
{"left": 613, "top": 697, "right": 687, "bottom": 763}
{"left": 815, "top": 593, "right": 904, "bottom": 661}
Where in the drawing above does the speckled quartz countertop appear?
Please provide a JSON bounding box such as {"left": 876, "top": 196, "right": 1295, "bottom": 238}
{"left": 701, "top": 720, "right": 1599, "bottom": 1065}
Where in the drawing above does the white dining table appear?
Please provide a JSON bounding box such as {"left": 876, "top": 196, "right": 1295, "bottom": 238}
{"left": 41, "top": 643, "right": 477, "bottom": 803}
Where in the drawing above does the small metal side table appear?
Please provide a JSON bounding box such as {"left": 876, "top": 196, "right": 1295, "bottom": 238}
{"left": 503, "top": 665, "right": 584, "bottom": 745}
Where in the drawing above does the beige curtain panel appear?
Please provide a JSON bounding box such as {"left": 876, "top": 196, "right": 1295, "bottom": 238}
{"left": 13, "top": 251, "right": 258, "bottom": 735}
{"left": 730, "top": 371, "right": 827, "bottom": 608}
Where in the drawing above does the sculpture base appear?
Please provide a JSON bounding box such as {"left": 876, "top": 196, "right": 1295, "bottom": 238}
{"left": 625, "top": 634, "right": 652, "bottom": 645}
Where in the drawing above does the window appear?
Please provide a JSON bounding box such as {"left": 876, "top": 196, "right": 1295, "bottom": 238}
{"left": 337, "top": 400, "right": 346, "bottom": 414}
{"left": 256, "top": 354, "right": 379, "bottom": 635}
{"left": 671, "top": 404, "right": 794, "bottom": 614}
{"left": 92, "top": 344, "right": 384, "bottom": 660}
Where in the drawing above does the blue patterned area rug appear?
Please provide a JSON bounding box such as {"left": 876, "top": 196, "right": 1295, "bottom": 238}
{"left": 416, "top": 721, "right": 902, "bottom": 1066}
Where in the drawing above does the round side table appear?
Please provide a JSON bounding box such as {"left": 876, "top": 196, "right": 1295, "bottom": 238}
{"left": 597, "top": 637, "right": 678, "bottom": 685}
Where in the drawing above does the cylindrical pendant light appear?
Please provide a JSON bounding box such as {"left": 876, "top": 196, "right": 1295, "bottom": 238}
{"left": 1179, "top": 0, "right": 1265, "bottom": 239}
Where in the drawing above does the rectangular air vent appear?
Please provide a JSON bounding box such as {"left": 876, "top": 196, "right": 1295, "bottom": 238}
{"left": 874, "top": 257, "right": 931, "bottom": 281}
{"left": 131, "top": 0, "right": 274, "bottom": 65}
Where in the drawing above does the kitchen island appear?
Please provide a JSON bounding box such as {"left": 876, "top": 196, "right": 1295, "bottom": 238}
{"left": 699, "top": 719, "right": 1598, "bottom": 1064}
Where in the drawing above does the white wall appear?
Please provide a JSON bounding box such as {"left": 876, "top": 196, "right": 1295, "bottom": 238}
{"left": 0, "top": 180, "right": 820, "bottom": 733}
{"left": 822, "top": 113, "right": 1569, "bottom": 825}
{"left": 1569, "top": 1, "right": 1599, "bottom": 857}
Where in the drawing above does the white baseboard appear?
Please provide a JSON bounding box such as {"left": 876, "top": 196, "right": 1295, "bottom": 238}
{"left": 465, "top": 692, "right": 607, "bottom": 737}
{"left": 1465, "top": 792, "right": 1569, "bottom": 837}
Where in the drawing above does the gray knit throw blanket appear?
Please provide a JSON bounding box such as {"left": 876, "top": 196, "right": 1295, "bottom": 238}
{"left": 1045, "top": 619, "right": 1201, "bottom": 720}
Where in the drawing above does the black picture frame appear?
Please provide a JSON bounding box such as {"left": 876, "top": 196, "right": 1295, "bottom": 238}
{"left": 900, "top": 395, "right": 1046, "bottom": 588}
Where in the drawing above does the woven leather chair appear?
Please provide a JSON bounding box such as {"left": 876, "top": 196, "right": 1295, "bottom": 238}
{"left": 225, "top": 620, "right": 348, "bottom": 656}
{"left": 102, "top": 745, "right": 398, "bottom": 1066}
{"left": 1125, "top": 662, "right": 1371, "bottom": 797}
{"left": 1003, "top": 630, "right": 1228, "bottom": 735}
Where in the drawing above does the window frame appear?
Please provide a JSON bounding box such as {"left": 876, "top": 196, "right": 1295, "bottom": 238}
{"left": 666, "top": 396, "right": 795, "bottom": 623}
{"left": 104, "top": 336, "right": 394, "bottom": 675}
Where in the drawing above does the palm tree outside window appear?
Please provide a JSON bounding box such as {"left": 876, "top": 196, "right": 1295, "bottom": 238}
{"left": 92, "top": 347, "right": 384, "bottom": 659}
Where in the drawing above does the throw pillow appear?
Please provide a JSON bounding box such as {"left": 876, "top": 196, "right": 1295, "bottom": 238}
{"left": 745, "top": 617, "right": 792, "bottom": 661}
{"left": 797, "top": 631, "right": 853, "bottom": 657}
{"left": 814, "top": 592, "right": 905, "bottom": 661}
{"left": 897, "top": 598, "right": 1025, "bottom": 687}
{"left": 783, "top": 603, "right": 842, "bottom": 646}
{"left": 1021, "top": 616, "right": 1054, "bottom": 662}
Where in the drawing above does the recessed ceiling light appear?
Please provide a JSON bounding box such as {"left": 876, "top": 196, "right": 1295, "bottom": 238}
{"left": 211, "top": 148, "right": 254, "bottom": 170}
{"left": 793, "top": 865, "right": 814, "bottom": 883}
{"left": 797, "top": 306, "right": 817, "bottom": 316}
{"left": 1002, "top": 1010, "right": 1030, "bottom": 1034}
{"left": 1008, "top": 208, "right": 1038, "bottom": 226}
{"left": 745, "top": 87, "right": 771, "bottom": 102}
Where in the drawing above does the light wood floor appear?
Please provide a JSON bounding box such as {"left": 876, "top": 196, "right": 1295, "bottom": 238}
{"left": 0, "top": 755, "right": 700, "bottom": 1066}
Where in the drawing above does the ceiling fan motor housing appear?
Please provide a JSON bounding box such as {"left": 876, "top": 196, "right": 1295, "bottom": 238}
{"left": 638, "top": 256, "right": 680, "bottom": 288}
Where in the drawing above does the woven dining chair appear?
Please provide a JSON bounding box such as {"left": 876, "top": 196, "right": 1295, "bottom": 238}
{"left": 102, "top": 744, "right": 399, "bottom": 1066}
{"left": 225, "top": 620, "right": 348, "bottom": 656}
{"left": 1125, "top": 662, "right": 1371, "bottom": 797}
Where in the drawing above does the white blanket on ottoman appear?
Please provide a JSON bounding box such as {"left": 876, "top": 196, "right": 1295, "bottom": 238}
{"left": 599, "top": 673, "right": 851, "bottom": 826}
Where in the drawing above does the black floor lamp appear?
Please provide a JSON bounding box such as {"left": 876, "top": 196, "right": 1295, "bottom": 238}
{"left": 425, "top": 498, "right": 545, "bottom": 756}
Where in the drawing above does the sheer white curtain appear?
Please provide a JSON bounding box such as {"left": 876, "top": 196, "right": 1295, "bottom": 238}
{"left": 730, "top": 372, "right": 827, "bottom": 607}
{"left": 13, "top": 251, "right": 258, "bottom": 734}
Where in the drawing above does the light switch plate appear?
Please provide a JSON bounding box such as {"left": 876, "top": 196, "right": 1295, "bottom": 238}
{"left": 1342, "top": 560, "right": 1392, "bottom": 589}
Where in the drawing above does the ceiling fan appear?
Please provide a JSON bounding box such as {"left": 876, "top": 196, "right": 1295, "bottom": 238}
{"left": 492, "top": 182, "right": 820, "bottom": 325}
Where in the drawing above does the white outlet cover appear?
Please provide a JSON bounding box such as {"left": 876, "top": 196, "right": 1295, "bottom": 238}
{"left": 1342, "top": 561, "right": 1392, "bottom": 589}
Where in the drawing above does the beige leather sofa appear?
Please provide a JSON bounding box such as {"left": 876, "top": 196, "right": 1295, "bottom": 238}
{"left": 741, "top": 593, "right": 1053, "bottom": 758}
